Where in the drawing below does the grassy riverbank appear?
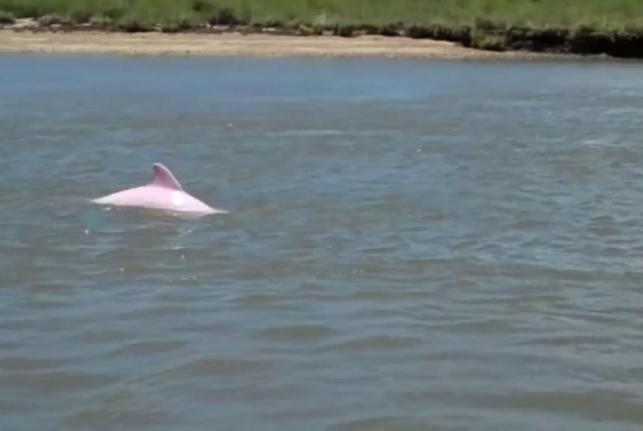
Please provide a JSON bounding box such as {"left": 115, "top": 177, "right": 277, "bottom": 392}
{"left": 1, "top": 1, "right": 642, "bottom": 58}
{"left": 1, "top": 0, "right": 642, "bottom": 30}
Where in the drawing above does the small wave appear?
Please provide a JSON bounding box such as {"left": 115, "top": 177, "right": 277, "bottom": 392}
{"left": 332, "top": 335, "right": 420, "bottom": 352}
{"left": 257, "top": 324, "right": 338, "bottom": 342}
{"left": 107, "top": 339, "right": 186, "bottom": 358}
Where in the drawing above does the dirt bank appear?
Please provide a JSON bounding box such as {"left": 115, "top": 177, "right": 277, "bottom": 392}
{"left": 0, "top": 28, "right": 568, "bottom": 60}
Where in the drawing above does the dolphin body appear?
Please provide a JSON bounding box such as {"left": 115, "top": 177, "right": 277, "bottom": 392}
{"left": 92, "top": 163, "right": 227, "bottom": 216}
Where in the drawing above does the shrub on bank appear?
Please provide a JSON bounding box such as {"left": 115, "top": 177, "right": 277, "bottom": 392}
{"left": 0, "top": 9, "right": 15, "bottom": 24}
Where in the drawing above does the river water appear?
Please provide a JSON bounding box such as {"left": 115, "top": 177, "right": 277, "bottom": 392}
{"left": 1, "top": 55, "right": 643, "bottom": 430}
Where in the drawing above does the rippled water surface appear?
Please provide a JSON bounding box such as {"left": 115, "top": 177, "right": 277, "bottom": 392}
{"left": 2, "top": 55, "right": 643, "bottom": 430}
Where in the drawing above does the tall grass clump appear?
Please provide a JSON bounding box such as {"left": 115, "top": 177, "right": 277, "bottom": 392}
{"left": 0, "top": 9, "right": 15, "bottom": 24}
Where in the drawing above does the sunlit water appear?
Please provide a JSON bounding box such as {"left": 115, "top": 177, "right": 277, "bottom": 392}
{"left": 1, "top": 55, "right": 643, "bottom": 430}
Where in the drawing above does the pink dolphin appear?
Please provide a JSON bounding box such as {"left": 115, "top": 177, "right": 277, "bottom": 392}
{"left": 92, "top": 163, "right": 227, "bottom": 216}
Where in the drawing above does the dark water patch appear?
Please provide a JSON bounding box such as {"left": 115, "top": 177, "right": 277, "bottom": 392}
{"left": 257, "top": 324, "right": 338, "bottom": 342}
{"left": 0, "top": 370, "right": 112, "bottom": 393}
{"left": 150, "top": 356, "right": 273, "bottom": 381}
{"left": 106, "top": 340, "right": 187, "bottom": 358}
{"left": 333, "top": 335, "right": 421, "bottom": 352}
{"left": 61, "top": 402, "right": 175, "bottom": 430}
{"left": 0, "top": 355, "right": 67, "bottom": 372}
{"left": 67, "top": 328, "right": 133, "bottom": 344}
{"left": 333, "top": 416, "right": 430, "bottom": 431}
{"left": 471, "top": 390, "right": 643, "bottom": 424}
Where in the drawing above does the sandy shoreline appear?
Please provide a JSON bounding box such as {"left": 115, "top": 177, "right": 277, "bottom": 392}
{"left": 0, "top": 29, "right": 572, "bottom": 60}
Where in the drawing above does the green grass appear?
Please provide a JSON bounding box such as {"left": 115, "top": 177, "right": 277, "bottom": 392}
{"left": 0, "top": 9, "right": 16, "bottom": 24}
{"left": 0, "top": 0, "right": 642, "bottom": 31}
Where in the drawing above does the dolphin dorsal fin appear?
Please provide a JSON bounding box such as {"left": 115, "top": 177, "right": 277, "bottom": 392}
{"left": 152, "top": 163, "right": 183, "bottom": 190}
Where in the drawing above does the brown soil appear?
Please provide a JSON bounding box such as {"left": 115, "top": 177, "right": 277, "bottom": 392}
{"left": 0, "top": 29, "right": 567, "bottom": 60}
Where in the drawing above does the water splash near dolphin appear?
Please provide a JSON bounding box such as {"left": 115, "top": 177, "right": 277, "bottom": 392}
{"left": 92, "top": 163, "right": 227, "bottom": 217}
